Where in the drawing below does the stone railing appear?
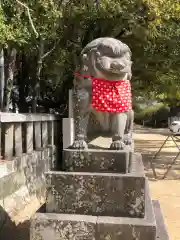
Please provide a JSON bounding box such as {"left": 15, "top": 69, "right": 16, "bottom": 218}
{"left": 0, "top": 113, "right": 61, "bottom": 228}
{"left": 0, "top": 113, "right": 60, "bottom": 162}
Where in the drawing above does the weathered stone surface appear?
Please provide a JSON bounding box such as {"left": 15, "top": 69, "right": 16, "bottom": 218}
{"left": 0, "top": 162, "right": 10, "bottom": 178}
{"left": 0, "top": 146, "right": 56, "bottom": 173}
{"left": 97, "top": 181, "right": 156, "bottom": 239}
{"left": 0, "top": 171, "right": 25, "bottom": 199}
{"left": 26, "top": 122, "right": 34, "bottom": 153}
{"left": 4, "top": 123, "right": 14, "bottom": 160}
{"left": 0, "top": 151, "right": 49, "bottom": 200}
{"left": 46, "top": 146, "right": 57, "bottom": 170}
{"left": 0, "top": 145, "right": 55, "bottom": 230}
{"left": 63, "top": 149, "right": 131, "bottom": 173}
{"left": 62, "top": 118, "right": 74, "bottom": 149}
{"left": 97, "top": 217, "right": 156, "bottom": 240}
{"left": 30, "top": 211, "right": 156, "bottom": 240}
{"left": 42, "top": 122, "right": 48, "bottom": 147}
{"left": 129, "top": 152, "right": 144, "bottom": 175}
{"left": 34, "top": 122, "right": 42, "bottom": 149}
{"left": 14, "top": 123, "right": 23, "bottom": 157}
{"left": 153, "top": 200, "right": 169, "bottom": 240}
{"left": 30, "top": 213, "right": 97, "bottom": 240}
{"left": 46, "top": 171, "right": 145, "bottom": 218}
{"left": 30, "top": 182, "right": 156, "bottom": 240}
{"left": 2, "top": 184, "right": 45, "bottom": 218}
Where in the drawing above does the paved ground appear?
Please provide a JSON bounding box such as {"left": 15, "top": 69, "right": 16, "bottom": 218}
{"left": 134, "top": 125, "right": 180, "bottom": 240}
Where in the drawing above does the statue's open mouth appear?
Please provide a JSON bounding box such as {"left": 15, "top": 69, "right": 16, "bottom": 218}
{"left": 100, "top": 65, "right": 129, "bottom": 76}
{"left": 109, "top": 67, "right": 126, "bottom": 73}
{"left": 97, "top": 59, "right": 128, "bottom": 76}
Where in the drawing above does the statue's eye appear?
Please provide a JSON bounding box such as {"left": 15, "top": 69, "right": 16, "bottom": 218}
{"left": 99, "top": 46, "right": 114, "bottom": 56}
{"left": 96, "top": 52, "right": 101, "bottom": 57}
{"left": 105, "top": 50, "right": 114, "bottom": 57}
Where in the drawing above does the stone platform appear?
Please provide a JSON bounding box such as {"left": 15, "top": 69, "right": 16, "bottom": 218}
{"left": 31, "top": 181, "right": 156, "bottom": 240}
{"left": 30, "top": 147, "right": 168, "bottom": 239}
{"left": 45, "top": 171, "right": 145, "bottom": 217}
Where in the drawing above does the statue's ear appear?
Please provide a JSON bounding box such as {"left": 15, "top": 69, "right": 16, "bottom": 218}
{"left": 81, "top": 54, "right": 89, "bottom": 72}
{"left": 83, "top": 65, "right": 88, "bottom": 71}
{"left": 95, "top": 51, "right": 101, "bottom": 57}
{"left": 82, "top": 54, "right": 88, "bottom": 63}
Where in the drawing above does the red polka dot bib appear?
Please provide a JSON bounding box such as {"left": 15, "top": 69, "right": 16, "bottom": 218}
{"left": 74, "top": 72, "right": 132, "bottom": 113}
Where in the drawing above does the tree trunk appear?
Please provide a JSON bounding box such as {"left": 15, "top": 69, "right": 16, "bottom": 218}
{"left": 0, "top": 47, "right": 5, "bottom": 111}
{"left": 32, "top": 38, "right": 44, "bottom": 113}
{"left": 4, "top": 47, "right": 17, "bottom": 112}
{"left": 17, "top": 52, "right": 30, "bottom": 113}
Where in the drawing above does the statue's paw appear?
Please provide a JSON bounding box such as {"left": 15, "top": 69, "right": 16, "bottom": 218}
{"left": 69, "top": 140, "right": 88, "bottom": 149}
{"left": 124, "top": 138, "right": 132, "bottom": 145}
{"left": 110, "top": 140, "right": 125, "bottom": 150}
{"left": 123, "top": 134, "right": 132, "bottom": 145}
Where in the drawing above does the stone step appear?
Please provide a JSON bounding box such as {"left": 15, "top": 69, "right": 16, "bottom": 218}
{"left": 30, "top": 181, "right": 157, "bottom": 240}
{"left": 63, "top": 148, "right": 137, "bottom": 173}
{"left": 31, "top": 213, "right": 156, "bottom": 240}
{"left": 45, "top": 170, "right": 145, "bottom": 218}
{"left": 152, "top": 200, "right": 169, "bottom": 240}
{"left": 0, "top": 160, "right": 13, "bottom": 178}
{"left": 0, "top": 147, "right": 56, "bottom": 201}
{"left": 0, "top": 184, "right": 46, "bottom": 240}
{"left": 0, "top": 171, "right": 25, "bottom": 200}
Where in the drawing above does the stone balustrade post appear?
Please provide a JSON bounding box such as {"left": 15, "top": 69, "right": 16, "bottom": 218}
{"left": 4, "top": 123, "right": 14, "bottom": 160}
{"left": 14, "top": 123, "right": 23, "bottom": 157}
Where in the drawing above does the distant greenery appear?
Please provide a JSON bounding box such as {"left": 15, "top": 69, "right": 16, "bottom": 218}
{"left": 135, "top": 103, "right": 170, "bottom": 127}
{"left": 0, "top": 0, "right": 180, "bottom": 112}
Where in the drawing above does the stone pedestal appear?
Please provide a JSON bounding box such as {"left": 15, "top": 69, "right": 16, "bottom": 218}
{"left": 63, "top": 149, "right": 131, "bottom": 173}
{"left": 45, "top": 171, "right": 145, "bottom": 218}
{"left": 30, "top": 148, "right": 168, "bottom": 240}
{"left": 62, "top": 118, "right": 74, "bottom": 149}
{"left": 31, "top": 182, "right": 156, "bottom": 240}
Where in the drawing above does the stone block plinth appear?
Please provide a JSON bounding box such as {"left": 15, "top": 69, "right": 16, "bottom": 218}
{"left": 96, "top": 181, "right": 156, "bottom": 239}
{"left": 63, "top": 149, "right": 131, "bottom": 173}
{"left": 45, "top": 171, "right": 145, "bottom": 218}
{"left": 30, "top": 213, "right": 96, "bottom": 240}
{"left": 30, "top": 181, "right": 157, "bottom": 240}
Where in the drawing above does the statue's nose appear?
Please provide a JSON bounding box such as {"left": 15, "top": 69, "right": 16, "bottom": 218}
{"left": 111, "top": 61, "right": 125, "bottom": 70}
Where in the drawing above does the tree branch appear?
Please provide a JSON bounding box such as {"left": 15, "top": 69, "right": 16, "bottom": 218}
{"left": 15, "top": 0, "right": 39, "bottom": 38}
{"left": 41, "top": 40, "right": 60, "bottom": 59}
{"left": 114, "top": 28, "right": 127, "bottom": 38}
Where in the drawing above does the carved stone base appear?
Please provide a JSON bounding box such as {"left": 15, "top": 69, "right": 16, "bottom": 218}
{"left": 30, "top": 181, "right": 157, "bottom": 240}
{"left": 96, "top": 182, "right": 156, "bottom": 239}
{"left": 45, "top": 171, "right": 145, "bottom": 218}
{"left": 30, "top": 213, "right": 96, "bottom": 240}
{"left": 63, "top": 149, "right": 131, "bottom": 173}
{"left": 29, "top": 143, "right": 168, "bottom": 240}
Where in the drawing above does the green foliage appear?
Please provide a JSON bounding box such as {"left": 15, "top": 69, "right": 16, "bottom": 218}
{"left": 135, "top": 103, "right": 165, "bottom": 119}
{"left": 0, "top": 0, "right": 180, "bottom": 109}
{"left": 135, "top": 102, "right": 170, "bottom": 127}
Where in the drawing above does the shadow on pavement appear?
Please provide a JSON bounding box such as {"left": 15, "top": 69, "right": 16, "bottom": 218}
{"left": 0, "top": 205, "right": 30, "bottom": 240}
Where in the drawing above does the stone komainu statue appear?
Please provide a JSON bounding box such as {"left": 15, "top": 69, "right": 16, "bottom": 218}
{"left": 71, "top": 37, "right": 134, "bottom": 150}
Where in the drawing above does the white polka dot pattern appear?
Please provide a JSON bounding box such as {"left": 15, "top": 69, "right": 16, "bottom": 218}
{"left": 92, "top": 78, "right": 132, "bottom": 113}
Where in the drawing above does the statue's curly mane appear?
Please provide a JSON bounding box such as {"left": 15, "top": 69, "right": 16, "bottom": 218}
{"left": 81, "top": 37, "right": 132, "bottom": 57}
